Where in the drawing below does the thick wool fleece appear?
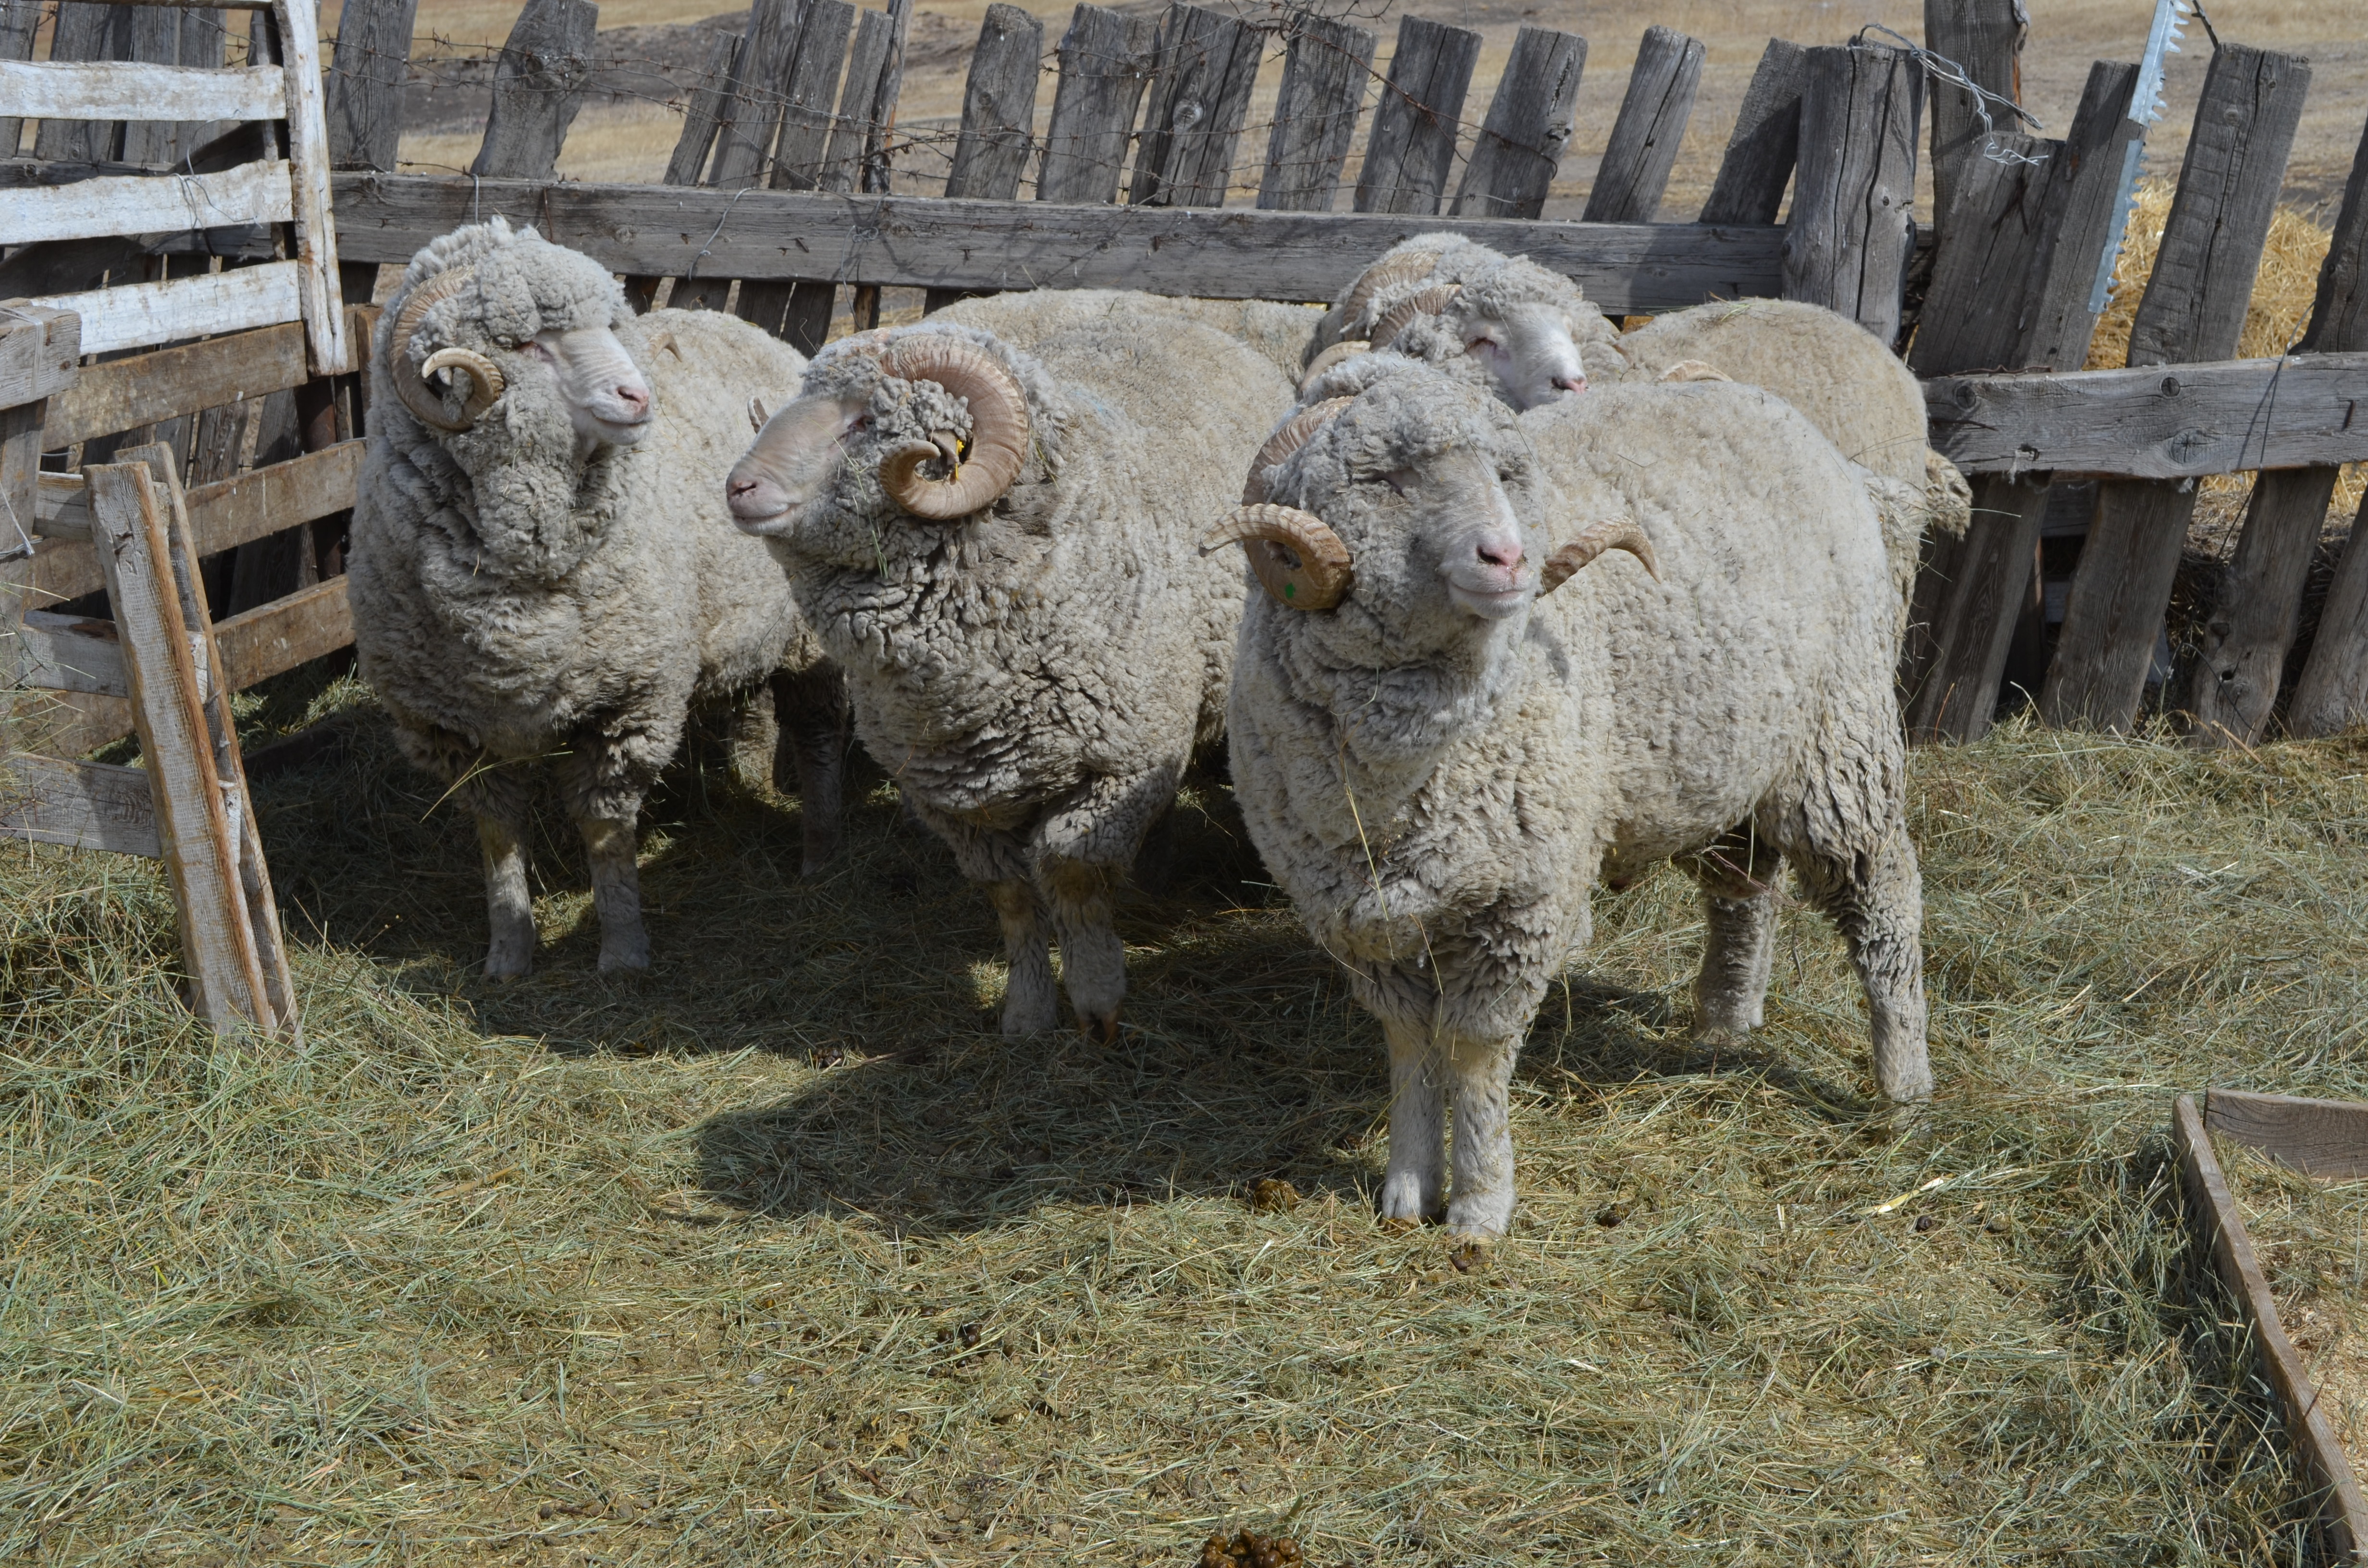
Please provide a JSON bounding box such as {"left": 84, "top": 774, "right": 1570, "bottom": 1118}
{"left": 934, "top": 289, "right": 1322, "bottom": 383}
{"left": 761, "top": 320, "right": 1294, "bottom": 1031}
{"left": 1313, "top": 233, "right": 1627, "bottom": 386}
{"left": 1227, "top": 368, "right": 1928, "bottom": 1232}
{"left": 1612, "top": 297, "right": 1975, "bottom": 622}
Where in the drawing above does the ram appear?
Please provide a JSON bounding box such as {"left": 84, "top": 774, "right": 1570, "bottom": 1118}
{"left": 348, "top": 218, "right": 843, "bottom": 978}
{"left": 1211, "top": 360, "right": 1930, "bottom": 1238}
{"left": 726, "top": 321, "right": 1295, "bottom": 1039}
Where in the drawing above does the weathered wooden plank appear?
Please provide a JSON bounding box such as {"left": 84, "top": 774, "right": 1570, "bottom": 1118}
{"left": 1902, "top": 478, "right": 2048, "bottom": 740}
{"left": 736, "top": 0, "right": 856, "bottom": 349}
{"left": 43, "top": 258, "right": 305, "bottom": 357}
{"left": 663, "top": 29, "right": 741, "bottom": 187}
{"left": 1130, "top": 2, "right": 1264, "bottom": 208}
{"left": 469, "top": 0, "right": 597, "bottom": 181}
{"left": 1355, "top": 14, "right": 1481, "bottom": 217}
{"left": 708, "top": 0, "right": 810, "bottom": 191}
{"left": 1450, "top": 24, "right": 1584, "bottom": 221}
{"left": 857, "top": 0, "right": 910, "bottom": 196}
{"left": 13, "top": 609, "right": 129, "bottom": 696}
{"left": 1923, "top": 353, "right": 2368, "bottom": 476}
{"left": 1254, "top": 12, "right": 1374, "bottom": 213}
{"left": 0, "top": 754, "right": 161, "bottom": 857}
{"left": 1907, "top": 130, "right": 2059, "bottom": 378}
{"left": 1583, "top": 25, "right": 1705, "bottom": 224}
{"left": 330, "top": 174, "right": 1791, "bottom": 311}
{"left": 2290, "top": 486, "right": 2368, "bottom": 737}
{"left": 0, "top": 0, "right": 39, "bottom": 162}
{"left": 1038, "top": 2, "right": 1158, "bottom": 207}
{"left": 2175, "top": 1096, "right": 2368, "bottom": 1567}
{"left": 1783, "top": 42, "right": 1921, "bottom": 343}
{"left": 326, "top": 0, "right": 417, "bottom": 171}
{"left": 41, "top": 317, "right": 311, "bottom": 450}
{"left": 10, "top": 159, "right": 293, "bottom": 247}
{"left": 817, "top": 5, "right": 898, "bottom": 194}
{"left": 1698, "top": 38, "right": 1807, "bottom": 226}
{"left": 0, "top": 303, "right": 84, "bottom": 410}
{"left": 942, "top": 3, "right": 1042, "bottom": 200}
{"left": 2195, "top": 111, "right": 2368, "bottom": 745}
{"left": 2041, "top": 46, "right": 2310, "bottom": 734}
{"left": 86, "top": 460, "right": 275, "bottom": 1029}
{"left": 1924, "top": 0, "right": 2026, "bottom": 240}
{"left": 213, "top": 571, "right": 352, "bottom": 690}
{"left": 33, "top": 2, "right": 129, "bottom": 165}
{"left": 0, "top": 59, "right": 284, "bottom": 122}
{"left": 2206, "top": 1088, "right": 2368, "bottom": 1181}
{"left": 272, "top": 0, "right": 348, "bottom": 377}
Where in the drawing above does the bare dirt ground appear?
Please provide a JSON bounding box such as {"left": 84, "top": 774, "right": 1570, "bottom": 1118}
{"left": 378, "top": 0, "right": 2368, "bottom": 214}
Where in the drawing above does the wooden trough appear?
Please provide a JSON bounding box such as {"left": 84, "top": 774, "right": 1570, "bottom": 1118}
{"left": 2175, "top": 1090, "right": 2368, "bottom": 1565}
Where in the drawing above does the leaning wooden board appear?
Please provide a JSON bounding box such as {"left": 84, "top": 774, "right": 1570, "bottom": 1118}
{"left": 2174, "top": 1092, "right": 2368, "bottom": 1564}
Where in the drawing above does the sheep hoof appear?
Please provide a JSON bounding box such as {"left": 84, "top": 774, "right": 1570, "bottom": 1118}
{"left": 1444, "top": 1194, "right": 1513, "bottom": 1240}
{"left": 1079, "top": 1012, "right": 1121, "bottom": 1046}
{"left": 1378, "top": 1172, "right": 1443, "bottom": 1225}
{"left": 598, "top": 939, "right": 652, "bottom": 974}
{"left": 484, "top": 943, "right": 534, "bottom": 980}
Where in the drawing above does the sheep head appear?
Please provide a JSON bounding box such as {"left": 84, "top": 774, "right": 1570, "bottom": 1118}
{"left": 1205, "top": 367, "right": 1546, "bottom": 650}
{"left": 1348, "top": 254, "right": 1600, "bottom": 412}
{"left": 726, "top": 327, "right": 1034, "bottom": 543}
{"left": 383, "top": 223, "right": 652, "bottom": 448}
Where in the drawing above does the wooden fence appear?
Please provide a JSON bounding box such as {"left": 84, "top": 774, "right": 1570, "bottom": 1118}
{"left": 7, "top": 0, "right": 2368, "bottom": 772}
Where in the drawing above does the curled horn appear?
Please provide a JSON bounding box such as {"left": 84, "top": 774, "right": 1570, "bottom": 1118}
{"left": 748, "top": 395, "right": 771, "bottom": 433}
{"left": 1371, "top": 284, "right": 1464, "bottom": 349}
{"left": 1539, "top": 519, "right": 1661, "bottom": 595}
{"left": 875, "top": 337, "right": 1031, "bottom": 520}
{"left": 1340, "top": 250, "right": 1442, "bottom": 333}
{"left": 420, "top": 348, "right": 504, "bottom": 424}
{"left": 387, "top": 267, "right": 488, "bottom": 433}
{"left": 1201, "top": 503, "right": 1354, "bottom": 611}
{"left": 1655, "top": 359, "right": 1731, "bottom": 383}
{"left": 1296, "top": 340, "right": 1371, "bottom": 392}
{"left": 1243, "top": 397, "right": 1353, "bottom": 505}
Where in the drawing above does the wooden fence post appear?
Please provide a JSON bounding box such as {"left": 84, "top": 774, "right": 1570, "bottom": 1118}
{"left": 0, "top": 0, "right": 37, "bottom": 159}
{"left": 1130, "top": 2, "right": 1265, "bottom": 209}
{"left": 1924, "top": 0, "right": 2027, "bottom": 242}
{"left": 35, "top": 3, "right": 127, "bottom": 163}
{"left": 1899, "top": 60, "right": 2142, "bottom": 739}
{"left": 1354, "top": 14, "right": 1481, "bottom": 216}
{"left": 924, "top": 2, "right": 1043, "bottom": 312}
{"left": 327, "top": 0, "right": 417, "bottom": 175}
{"left": 735, "top": 0, "right": 857, "bottom": 351}
{"left": 1450, "top": 24, "right": 1584, "bottom": 220}
{"left": 1783, "top": 42, "right": 1922, "bottom": 344}
{"left": 846, "top": 0, "right": 912, "bottom": 329}
{"left": 1583, "top": 24, "right": 1704, "bottom": 224}
{"left": 470, "top": 0, "right": 598, "bottom": 181}
{"left": 2193, "top": 113, "right": 2368, "bottom": 743}
{"left": 1038, "top": 3, "right": 1159, "bottom": 206}
{"left": 2040, "top": 44, "right": 2310, "bottom": 734}
{"left": 1256, "top": 12, "right": 1376, "bottom": 212}
{"left": 1699, "top": 39, "right": 1807, "bottom": 226}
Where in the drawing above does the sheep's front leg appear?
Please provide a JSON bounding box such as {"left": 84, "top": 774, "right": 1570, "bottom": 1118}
{"left": 1679, "top": 824, "right": 1782, "bottom": 1035}
{"left": 1796, "top": 821, "right": 1931, "bottom": 1102}
{"left": 1041, "top": 858, "right": 1124, "bottom": 1043}
{"left": 985, "top": 880, "right": 1060, "bottom": 1036}
{"left": 561, "top": 734, "right": 664, "bottom": 974}
{"left": 1443, "top": 1030, "right": 1519, "bottom": 1238}
{"left": 478, "top": 807, "right": 536, "bottom": 979}
{"left": 1378, "top": 1017, "right": 1446, "bottom": 1224}
{"left": 770, "top": 664, "right": 846, "bottom": 875}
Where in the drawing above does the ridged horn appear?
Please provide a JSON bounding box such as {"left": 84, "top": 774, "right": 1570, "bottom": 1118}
{"left": 387, "top": 267, "right": 481, "bottom": 433}
{"left": 1539, "top": 519, "right": 1661, "bottom": 595}
{"left": 1341, "top": 250, "right": 1442, "bottom": 332}
{"left": 1200, "top": 503, "right": 1354, "bottom": 611}
{"left": 875, "top": 337, "right": 1030, "bottom": 520}
{"left": 1371, "top": 285, "right": 1463, "bottom": 349}
{"left": 420, "top": 348, "right": 504, "bottom": 424}
{"left": 1655, "top": 359, "right": 1731, "bottom": 383}
{"left": 1243, "top": 397, "right": 1353, "bottom": 505}
{"left": 1297, "top": 340, "right": 1371, "bottom": 393}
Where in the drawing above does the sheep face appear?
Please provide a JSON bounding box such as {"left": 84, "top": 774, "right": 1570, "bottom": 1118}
{"left": 1261, "top": 374, "right": 1543, "bottom": 653}
{"left": 1454, "top": 299, "right": 1590, "bottom": 409}
{"left": 392, "top": 239, "right": 651, "bottom": 449}
{"left": 727, "top": 329, "right": 1037, "bottom": 559}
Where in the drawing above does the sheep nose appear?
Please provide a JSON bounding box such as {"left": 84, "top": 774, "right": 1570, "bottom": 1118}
{"left": 1477, "top": 537, "right": 1524, "bottom": 572}
{"left": 1553, "top": 374, "right": 1587, "bottom": 395}
{"left": 726, "top": 472, "right": 788, "bottom": 522}
{"left": 616, "top": 383, "right": 651, "bottom": 416}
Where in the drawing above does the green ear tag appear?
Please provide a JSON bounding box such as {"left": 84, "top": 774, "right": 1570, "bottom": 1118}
{"left": 1283, "top": 582, "right": 1296, "bottom": 599}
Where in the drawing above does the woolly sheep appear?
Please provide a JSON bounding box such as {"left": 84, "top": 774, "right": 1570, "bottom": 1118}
{"left": 933, "top": 288, "right": 1322, "bottom": 383}
{"left": 1305, "top": 233, "right": 1622, "bottom": 407}
{"left": 1209, "top": 360, "right": 1930, "bottom": 1237}
{"left": 348, "top": 218, "right": 843, "bottom": 978}
{"left": 723, "top": 320, "right": 1295, "bottom": 1039}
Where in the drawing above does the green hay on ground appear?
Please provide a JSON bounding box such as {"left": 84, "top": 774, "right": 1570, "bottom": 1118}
{"left": 4, "top": 673, "right": 2366, "bottom": 1565}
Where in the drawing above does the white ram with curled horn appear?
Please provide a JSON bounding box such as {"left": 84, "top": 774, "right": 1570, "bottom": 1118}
{"left": 1211, "top": 358, "right": 1931, "bottom": 1241}
{"left": 347, "top": 217, "right": 846, "bottom": 978}
{"left": 724, "top": 320, "right": 1295, "bottom": 1041}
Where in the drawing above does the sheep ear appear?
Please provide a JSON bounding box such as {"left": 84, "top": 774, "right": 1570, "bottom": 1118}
{"left": 748, "top": 396, "right": 770, "bottom": 434}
